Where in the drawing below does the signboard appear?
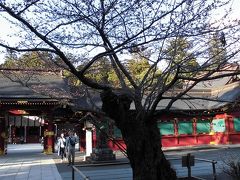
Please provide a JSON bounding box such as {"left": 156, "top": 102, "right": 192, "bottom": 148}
{"left": 212, "top": 119, "right": 225, "bottom": 132}
{"left": 44, "top": 131, "right": 54, "bottom": 136}
{"left": 182, "top": 154, "right": 195, "bottom": 167}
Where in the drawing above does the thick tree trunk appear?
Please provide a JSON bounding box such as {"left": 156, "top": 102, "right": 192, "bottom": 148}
{"left": 123, "top": 120, "right": 176, "bottom": 180}
{"left": 101, "top": 90, "right": 176, "bottom": 180}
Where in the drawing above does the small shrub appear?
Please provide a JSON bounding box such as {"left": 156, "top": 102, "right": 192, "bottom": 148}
{"left": 221, "top": 153, "right": 240, "bottom": 179}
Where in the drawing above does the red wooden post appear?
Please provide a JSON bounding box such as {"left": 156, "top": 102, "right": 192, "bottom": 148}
{"left": 174, "top": 119, "right": 179, "bottom": 145}
{"left": 43, "top": 126, "right": 47, "bottom": 153}
{"left": 44, "top": 120, "right": 55, "bottom": 154}
{"left": 228, "top": 116, "right": 234, "bottom": 132}
{"left": 0, "top": 116, "right": 6, "bottom": 155}
{"left": 225, "top": 115, "right": 232, "bottom": 144}
{"left": 74, "top": 125, "right": 82, "bottom": 152}
{"left": 12, "top": 126, "right": 16, "bottom": 144}
{"left": 209, "top": 118, "right": 215, "bottom": 145}
{"left": 80, "top": 131, "right": 86, "bottom": 152}
{"left": 193, "top": 118, "right": 197, "bottom": 144}
{"left": 92, "top": 127, "right": 97, "bottom": 148}
{"left": 25, "top": 126, "right": 28, "bottom": 143}
{"left": 80, "top": 125, "right": 86, "bottom": 152}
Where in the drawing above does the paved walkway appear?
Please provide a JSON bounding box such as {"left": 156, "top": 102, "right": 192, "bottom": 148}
{"left": 0, "top": 144, "right": 62, "bottom": 180}
{"left": 1, "top": 143, "right": 239, "bottom": 180}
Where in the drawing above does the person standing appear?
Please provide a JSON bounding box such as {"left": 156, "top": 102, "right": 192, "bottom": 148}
{"left": 58, "top": 133, "right": 66, "bottom": 163}
{"left": 66, "top": 131, "right": 77, "bottom": 166}
{"left": 40, "top": 137, "right": 44, "bottom": 146}
{"left": 20, "top": 136, "right": 24, "bottom": 144}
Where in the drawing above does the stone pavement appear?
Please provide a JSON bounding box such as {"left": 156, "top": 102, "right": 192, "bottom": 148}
{"left": 54, "top": 144, "right": 237, "bottom": 180}
{"left": 52, "top": 151, "right": 85, "bottom": 180}
{"left": 0, "top": 144, "right": 62, "bottom": 180}
{"left": 1, "top": 143, "right": 239, "bottom": 180}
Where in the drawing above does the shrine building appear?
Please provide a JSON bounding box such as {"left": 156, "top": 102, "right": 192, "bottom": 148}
{"left": 0, "top": 69, "right": 73, "bottom": 155}
{"left": 1, "top": 65, "right": 240, "bottom": 156}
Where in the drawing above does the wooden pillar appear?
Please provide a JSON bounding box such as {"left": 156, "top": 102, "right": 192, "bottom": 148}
{"left": 24, "top": 126, "right": 27, "bottom": 143}
{"left": 79, "top": 123, "right": 86, "bottom": 152}
{"left": 43, "top": 125, "right": 47, "bottom": 153}
{"left": 25, "top": 126, "right": 29, "bottom": 143}
{"left": 193, "top": 118, "right": 197, "bottom": 144}
{"left": 210, "top": 118, "right": 215, "bottom": 145}
{"left": 228, "top": 116, "right": 234, "bottom": 132}
{"left": 9, "top": 125, "right": 12, "bottom": 143}
{"left": 225, "top": 116, "right": 232, "bottom": 144}
{"left": 0, "top": 116, "right": 6, "bottom": 155}
{"left": 174, "top": 119, "right": 179, "bottom": 145}
{"left": 44, "top": 120, "right": 55, "bottom": 154}
{"left": 92, "top": 127, "right": 97, "bottom": 149}
{"left": 75, "top": 124, "right": 83, "bottom": 152}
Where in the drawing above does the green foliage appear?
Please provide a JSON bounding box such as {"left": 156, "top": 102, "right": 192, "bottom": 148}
{"left": 67, "top": 57, "right": 121, "bottom": 87}
{"left": 85, "top": 57, "right": 112, "bottom": 84}
{"left": 165, "top": 37, "right": 199, "bottom": 73}
{"left": 63, "top": 70, "right": 81, "bottom": 86}
{"left": 3, "top": 58, "right": 16, "bottom": 68}
{"left": 208, "top": 33, "right": 227, "bottom": 69}
{"left": 127, "top": 58, "right": 150, "bottom": 84}
{"left": 164, "top": 37, "right": 199, "bottom": 87}
{"left": 107, "top": 69, "right": 121, "bottom": 87}
{"left": 2, "top": 51, "right": 54, "bottom": 69}
{"left": 126, "top": 48, "right": 162, "bottom": 87}
{"left": 222, "top": 153, "right": 240, "bottom": 179}
{"left": 74, "top": 56, "right": 161, "bottom": 88}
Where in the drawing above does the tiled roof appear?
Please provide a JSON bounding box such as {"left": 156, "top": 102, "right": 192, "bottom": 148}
{"left": 0, "top": 70, "right": 71, "bottom": 100}
{"left": 71, "top": 81, "right": 240, "bottom": 111}
{"left": 1, "top": 69, "right": 239, "bottom": 112}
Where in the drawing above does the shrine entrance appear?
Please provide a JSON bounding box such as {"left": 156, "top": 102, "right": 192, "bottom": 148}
{"left": 0, "top": 69, "right": 73, "bottom": 156}
{"left": 0, "top": 99, "right": 66, "bottom": 155}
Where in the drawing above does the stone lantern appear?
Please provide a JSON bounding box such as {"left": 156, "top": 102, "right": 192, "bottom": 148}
{"left": 83, "top": 113, "right": 116, "bottom": 162}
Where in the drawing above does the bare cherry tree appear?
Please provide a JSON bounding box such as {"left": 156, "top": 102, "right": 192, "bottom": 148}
{"left": 1, "top": 0, "right": 240, "bottom": 179}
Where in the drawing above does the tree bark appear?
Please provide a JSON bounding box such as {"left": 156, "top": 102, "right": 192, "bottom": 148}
{"left": 124, "top": 121, "right": 176, "bottom": 180}
{"left": 101, "top": 90, "right": 176, "bottom": 180}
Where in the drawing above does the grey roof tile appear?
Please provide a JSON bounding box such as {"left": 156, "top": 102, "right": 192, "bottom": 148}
{"left": 0, "top": 71, "right": 71, "bottom": 100}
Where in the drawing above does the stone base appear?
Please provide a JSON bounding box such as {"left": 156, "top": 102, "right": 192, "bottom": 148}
{"left": 88, "top": 148, "right": 116, "bottom": 162}
{"left": 178, "top": 176, "right": 205, "bottom": 180}
{"left": 44, "top": 147, "right": 53, "bottom": 155}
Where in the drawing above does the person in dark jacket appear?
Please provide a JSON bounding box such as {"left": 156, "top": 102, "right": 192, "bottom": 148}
{"left": 66, "top": 131, "right": 77, "bottom": 165}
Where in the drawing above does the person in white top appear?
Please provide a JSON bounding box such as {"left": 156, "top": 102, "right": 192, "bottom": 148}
{"left": 58, "top": 133, "right": 66, "bottom": 163}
